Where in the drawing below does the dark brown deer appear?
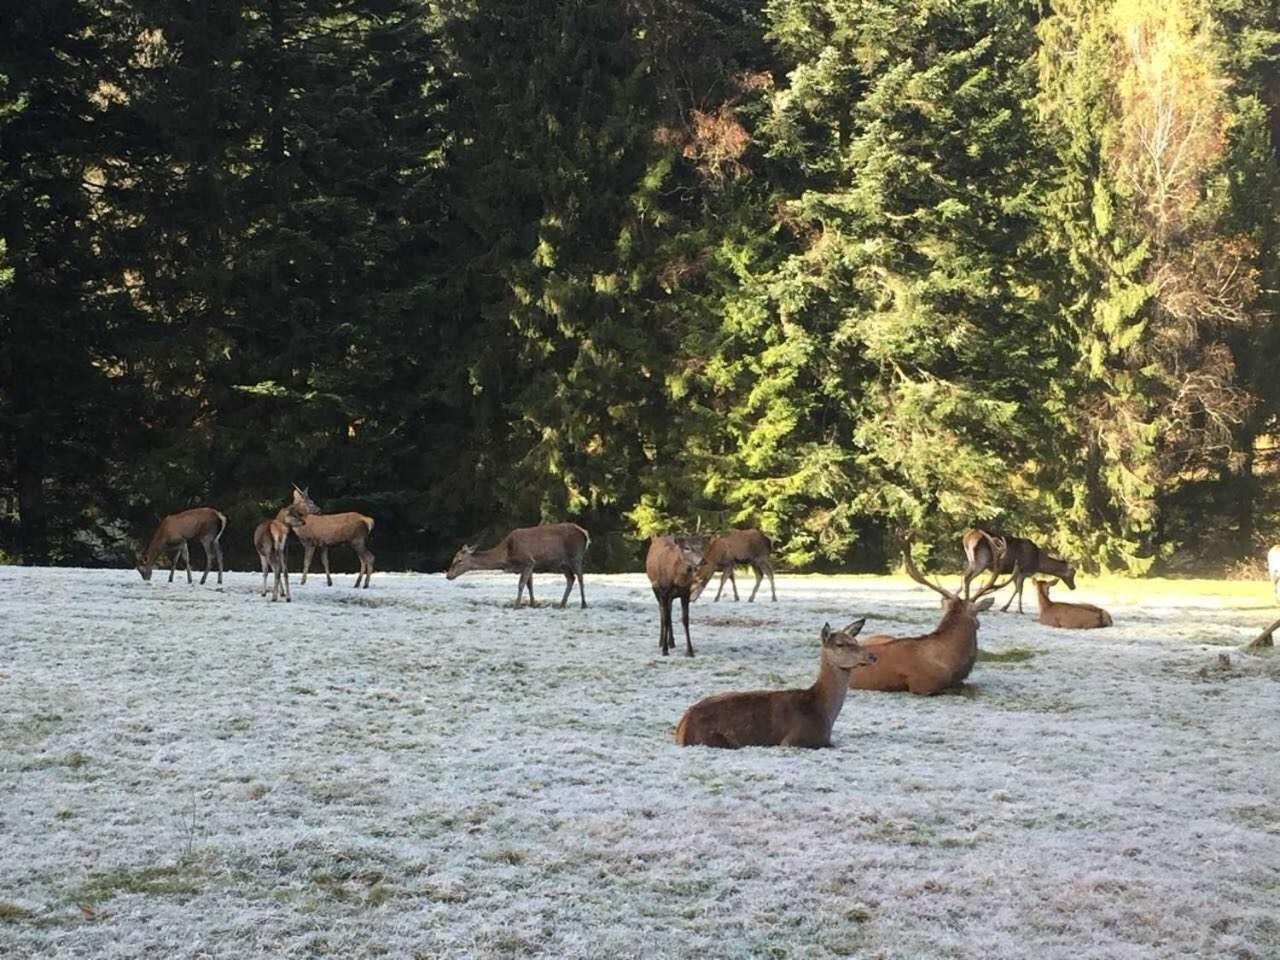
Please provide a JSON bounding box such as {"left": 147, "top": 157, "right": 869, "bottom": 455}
{"left": 137, "top": 507, "right": 227, "bottom": 585}
{"left": 1033, "top": 578, "right": 1113, "bottom": 629}
{"left": 676, "top": 620, "right": 876, "bottom": 748}
{"left": 961, "top": 527, "right": 1075, "bottom": 613}
{"left": 253, "top": 510, "right": 304, "bottom": 602}
{"left": 850, "top": 543, "right": 1015, "bottom": 695}
{"left": 446, "top": 522, "right": 590, "bottom": 608}
{"left": 285, "top": 486, "right": 375, "bottom": 588}
{"left": 694, "top": 528, "right": 777, "bottom": 602}
{"left": 646, "top": 535, "right": 707, "bottom": 656}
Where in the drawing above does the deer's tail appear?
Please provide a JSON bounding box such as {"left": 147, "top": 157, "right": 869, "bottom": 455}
{"left": 214, "top": 511, "right": 228, "bottom": 544}
{"left": 573, "top": 523, "right": 591, "bottom": 550}
{"left": 362, "top": 516, "right": 375, "bottom": 536}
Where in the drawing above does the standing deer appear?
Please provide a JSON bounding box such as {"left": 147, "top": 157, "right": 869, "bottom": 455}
{"left": 849, "top": 543, "right": 1015, "bottom": 695}
{"left": 693, "top": 529, "right": 777, "bottom": 602}
{"left": 646, "top": 535, "right": 707, "bottom": 656}
{"left": 446, "top": 522, "right": 590, "bottom": 608}
{"left": 1268, "top": 546, "right": 1280, "bottom": 602}
{"left": 961, "top": 527, "right": 1075, "bottom": 613}
{"left": 253, "top": 510, "right": 304, "bottom": 602}
{"left": 675, "top": 620, "right": 876, "bottom": 748}
{"left": 1033, "top": 578, "right": 1112, "bottom": 628}
{"left": 286, "top": 486, "right": 375, "bottom": 589}
{"left": 136, "top": 507, "right": 227, "bottom": 585}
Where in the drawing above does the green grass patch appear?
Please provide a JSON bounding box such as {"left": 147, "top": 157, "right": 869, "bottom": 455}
{"left": 0, "top": 902, "right": 35, "bottom": 923}
{"left": 74, "top": 863, "right": 204, "bottom": 904}
{"left": 976, "top": 647, "right": 1036, "bottom": 663}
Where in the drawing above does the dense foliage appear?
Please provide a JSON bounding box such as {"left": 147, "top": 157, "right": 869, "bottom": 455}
{"left": 1, "top": 0, "right": 1277, "bottom": 572}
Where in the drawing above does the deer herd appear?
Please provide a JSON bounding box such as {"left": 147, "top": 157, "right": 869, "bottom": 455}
{"left": 142, "top": 495, "right": 1273, "bottom": 750}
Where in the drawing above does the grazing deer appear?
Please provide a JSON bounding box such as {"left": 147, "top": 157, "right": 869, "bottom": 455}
{"left": 137, "top": 507, "right": 227, "bottom": 585}
{"left": 850, "top": 543, "right": 1015, "bottom": 695}
{"left": 693, "top": 528, "right": 777, "bottom": 602}
{"left": 961, "top": 527, "right": 1075, "bottom": 613}
{"left": 285, "top": 486, "right": 375, "bottom": 589}
{"left": 646, "top": 535, "right": 707, "bottom": 656}
{"left": 1033, "top": 578, "right": 1112, "bottom": 629}
{"left": 1269, "top": 546, "right": 1280, "bottom": 602}
{"left": 253, "top": 510, "right": 304, "bottom": 602}
{"left": 675, "top": 620, "right": 876, "bottom": 748}
{"left": 446, "top": 522, "right": 590, "bottom": 608}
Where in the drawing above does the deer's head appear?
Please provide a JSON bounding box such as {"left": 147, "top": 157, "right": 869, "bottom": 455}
{"left": 820, "top": 619, "right": 876, "bottom": 670}
{"left": 446, "top": 544, "right": 477, "bottom": 580}
{"left": 281, "top": 507, "right": 306, "bottom": 530}
{"left": 136, "top": 550, "right": 153, "bottom": 581}
{"left": 1059, "top": 564, "right": 1077, "bottom": 590}
{"left": 291, "top": 484, "right": 321, "bottom": 517}
{"left": 671, "top": 537, "right": 707, "bottom": 600}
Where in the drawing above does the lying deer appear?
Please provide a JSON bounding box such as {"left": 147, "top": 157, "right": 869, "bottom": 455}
{"left": 137, "top": 507, "right": 227, "bottom": 585}
{"left": 961, "top": 526, "right": 1075, "bottom": 613}
{"left": 694, "top": 528, "right": 777, "bottom": 602}
{"left": 850, "top": 544, "right": 1014, "bottom": 695}
{"left": 1033, "top": 578, "right": 1112, "bottom": 629}
{"left": 646, "top": 535, "right": 706, "bottom": 656}
{"left": 253, "top": 510, "right": 304, "bottom": 602}
{"left": 675, "top": 620, "right": 876, "bottom": 748}
{"left": 446, "top": 522, "right": 590, "bottom": 608}
{"left": 285, "top": 486, "right": 375, "bottom": 588}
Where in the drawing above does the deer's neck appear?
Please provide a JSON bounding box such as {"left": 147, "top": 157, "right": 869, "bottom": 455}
{"left": 143, "top": 525, "right": 170, "bottom": 562}
{"left": 1039, "top": 555, "right": 1070, "bottom": 578}
{"left": 470, "top": 543, "right": 511, "bottom": 570}
{"left": 811, "top": 653, "right": 851, "bottom": 732}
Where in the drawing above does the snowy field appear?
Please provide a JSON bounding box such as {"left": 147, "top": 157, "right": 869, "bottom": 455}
{"left": 1, "top": 565, "right": 1278, "bottom": 960}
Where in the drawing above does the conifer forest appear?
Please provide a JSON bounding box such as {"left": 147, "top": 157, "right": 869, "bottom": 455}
{"left": 3, "top": 0, "right": 1279, "bottom": 575}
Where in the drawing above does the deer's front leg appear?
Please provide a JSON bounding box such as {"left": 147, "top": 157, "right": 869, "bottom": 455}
{"left": 301, "top": 545, "right": 315, "bottom": 585}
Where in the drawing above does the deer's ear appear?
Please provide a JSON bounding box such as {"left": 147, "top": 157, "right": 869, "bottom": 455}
{"left": 1043, "top": 578, "right": 1058, "bottom": 587}
{"left": 973, "top": 597, "right": 995, "bottom": 612}
{"left": 842, "top": 618, "right": 865, "bottom": 637}
{"left": 820, "top": 622, "right": 832, "bottom": 644}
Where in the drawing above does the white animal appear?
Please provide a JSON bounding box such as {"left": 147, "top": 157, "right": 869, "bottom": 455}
{"left": 1269, "top": 546, "right": 1280, "bottom": 602}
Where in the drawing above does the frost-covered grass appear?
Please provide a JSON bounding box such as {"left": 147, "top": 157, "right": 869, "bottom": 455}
{"left": 1, "top": 566, "right": 1278, "bottom": 959}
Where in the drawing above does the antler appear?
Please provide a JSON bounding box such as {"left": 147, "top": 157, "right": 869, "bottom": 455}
{"left": 971, "top": 533, "right": 1017, "bottom": 600}
{"left": 902, "top": 543, "right": 958, "bottom": 602}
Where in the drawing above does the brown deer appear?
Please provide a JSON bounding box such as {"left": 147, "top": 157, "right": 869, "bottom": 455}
{"left": 1269, "top": 546, "right": 1280, "bottom": 601}
{"left": 676, "top": 620, "right": 876, "bottom": 748}
{"left": 285, "top": 486, "right": 375, "bottom": 589}
{"left": 694, "top": 528, "right": 777, "bottom": 602}
{"left": 646, "top": 535, "right": 707, "bottom": 656}
{"left": 850, "top": 541, "right": 1015, "bottom": 695}
{"left": 136, "top": 507, "right": 227, "bottom": 585}
{"left": 1033, "top": 578, "right": 1112, "bottom": 629}
{"left": 446, "top": 522, "right": 590, "bottom": 608}
{"left": 961, "top": 527, "right": 1076, "bottom": 613}
{"left": 253, "top": 510, "right": 304, "bottom": 602}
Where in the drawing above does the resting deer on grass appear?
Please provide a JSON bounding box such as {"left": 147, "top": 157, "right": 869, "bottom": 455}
{"left": 253, "top": 510, "right": 304, "bottom": 602}
{"left": 646, "top": 535, "right": 706, "bottom": 656}
{"left": 285, "top": 486, "right": 375, "bottom": 588}
{"left": 1033, "top": 578, "right": 1112, "bottom": 629}
{"left": 137, "top": 507, "right": 227, "bottom": 585}
{"left": 961, "top": 527, "right": 1076, "bottom": 614}
{"left": 446, "top": 522, "right": 590, "bottom": 608}
{"left": 693, "top": 528, "right": 777, "bottom": 602}
{"left": 675, "top": 620, "right": 876, "bottom": 748}
{"left": 850, "top": 537, "right": 1014, "bottom": 695}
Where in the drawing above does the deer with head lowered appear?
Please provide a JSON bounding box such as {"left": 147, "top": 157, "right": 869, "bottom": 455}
{"left": 693, "top": 528, "right": 777, "bottom": 602}
{"left": 1033, "top": 578, "right": 1112, "bottom": 629}
{"left": 136, "top": 507, "right": 227, "bottom": 585}
{"left": 253, "top": 509, "right": 305, "bottom": 602}
{"left": 284, "top": 486, "right": 375, "bottom": 588}
{"left": 675, "top": 620, "right": 876, "bottom": 748}
{"left": 850, "top": 536, "right": 1015, "bottom": 695}
{"left": 646, "top": 535, "right": 707, "bottom": 657}
{"left": 961, "top": 527, "right": 1076, "bottom": 613}
{"left": 446, "top": 522, "right": 590, "bottom": 608}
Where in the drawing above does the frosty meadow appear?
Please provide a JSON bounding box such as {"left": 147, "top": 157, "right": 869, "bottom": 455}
{"left": 2, "top": 565, "right": 1278, "bottom": 959}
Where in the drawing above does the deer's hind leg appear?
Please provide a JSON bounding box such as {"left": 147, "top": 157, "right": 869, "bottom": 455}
{"left": 576, "top": 559, "right": 586, "bottom": 609}
{"left": 1001, "top": 573, "right": 1025, "bottom": 613}
{"left": 321, "top": 548, "right": 332, "bottom": 587}
{"left": 199, "top": 536, "right": 214, "bottom": 585}
{"left": 260, "top": 551, "right": 270, "bottom": 596}
{"left": 748, "top": 563, "right": 765, "bottom": 602}
{"left": 301, "top": 544, "right": 315, "bottom": 585}
{"left": 559, "top": 570, "right": 574, "bottom": 609}
{"left": 181, "top": 543, "right": 193, "bottom": 584}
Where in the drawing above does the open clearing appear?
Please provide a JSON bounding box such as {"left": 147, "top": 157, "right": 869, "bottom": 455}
{"left": 1, "top": 565, "right": 1278, "bottom": 959}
